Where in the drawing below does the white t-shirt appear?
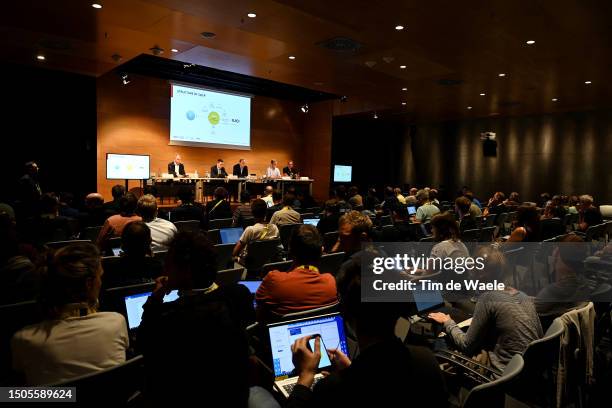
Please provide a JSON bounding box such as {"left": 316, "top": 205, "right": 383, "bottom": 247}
{"left": 239, "top": 223, "right": 279, "bottom": 260}
{"left": 430, "top": 239, "right": 470, "bottom": 260}
{"left": 262, "top": 195, "right": 274, "bottom": 207}
{"left": 266, "top": 167, "right": 281, "bottom": 178}
{"left": 11, "top": 312, "right": 129, "bottom": 385}
{"left": 147, "top": 217, "right": 178, "bottom": 252}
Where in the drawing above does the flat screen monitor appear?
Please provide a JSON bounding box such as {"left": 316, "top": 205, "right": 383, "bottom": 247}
{"left": 333, "top": 165, "right": 352, "bottom": 183}
{"left": 106, "top": 154, "right": 150, "bottom": 180}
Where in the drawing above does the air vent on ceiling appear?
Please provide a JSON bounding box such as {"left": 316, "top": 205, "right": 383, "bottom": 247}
{"left": 38, "top": 38, "right": 72, "bottom": 50}
{"left": 499, "top": 101, "right": 522, "bottom": 108}
{"left": 316, "top": 37, "right": 362, "bottom": 52}
{"left": 436, "top": 79, "right": 464, "bottom": 86}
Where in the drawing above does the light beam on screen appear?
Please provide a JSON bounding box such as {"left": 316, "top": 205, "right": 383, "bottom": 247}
{"left": 169, "top": 83, "right": 252, "bottom": 149}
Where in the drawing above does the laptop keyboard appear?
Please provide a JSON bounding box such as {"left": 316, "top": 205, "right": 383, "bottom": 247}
{"left": 282, "top": 376, "right": 322, "bottom": 395}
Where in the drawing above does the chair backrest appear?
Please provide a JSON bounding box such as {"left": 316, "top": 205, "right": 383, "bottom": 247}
{"left": 484, "top": 214, "right": 497, "bottom": 227}
{"left": 206, "top": 229, "right": 221, "bottom": 245}
{"left": 591, "top": 283, "right": 612, "bottom": 302}
{"left": 319, "top": 252, "right": 346, "bottom": 276}
{"left": 480, "top": 226, "right": 496, "bottom": 242}
{"left": 173, "top": 220, "right": 201, "bottom": 233}
{"left": 241, "top": 217, "right": 255, "bottom": 228}
{"left": 46, "top": 239, "right": 92, "bottom": 250}
{"left": 81, "top": 225, "right": 103, "bottom": 242}
{"left": 600, "top": 205, "right": 612, "bottom": 219}
{"left": 419, "top": 236, "right": 434, "bottom": 242}
{"left": 323, "top": 231, "right": 339, "bottom": 252}
{"left": 299, "top": 213, "right": 314, "bottom": 220}
{"left": 215, "top": 267, "right": 245, "bottom": 286}
{"left": 305, "top": 207, "right": 322, "bottom": 214}
{"left": 243, "top": 238, "right": 282, "bottom": 272}
{"left": 261, "top": 260, "right": 293, "bottom": 276}
{"left": 209, "top": 218, "right": 233, "bottom": 230}
{"left": 48, "top": 355, "right": 144, "bottom": 404}
{"left": 521, "top": 319, "right": 564, "bottom": 380}
{"left": 462, "top": 354, "right": 524, "bottom": 408}
{"left": 270, "top": 302, "right": 340, "bottom": 323}
{"left": 461, "top": 228, "right": 481, "bottom": 242}
{"left": 100, "top": 282, "right": 156, "bottom": 312}
{"left": 585, "top": 223, "right": 607, "bottom": 242}
{"left": 279, "top": 223, "right": 302, "bottom": 250}
{"left": 495, "top": 212, "right": 508, "bottom": 227}
{"left": 379, "top": 215, "right": 393, "bottom": 226}
{"left": 214, "top": 243, "right": 235, "bottom": 270}
{"left": 152, "top": 250, "right": 167, "bottom": 265}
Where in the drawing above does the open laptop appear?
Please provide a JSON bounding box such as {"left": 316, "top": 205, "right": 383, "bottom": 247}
{"left": 220, "top": 227, "right": 244, "bottom": 244}
{"left": 267, "top": 313, "right": 349, "bottom": 398}
{"left": 407, "top": 205, "right": 417, "bottom": 216}
{"left": 302, "top": 218, "right": 320, "bottom": 227}
{"left": 239, "top": 280, "right": 262, "bottom": 307}
{"left": 412, "top": 289, "right": 445, "bottom": 318}
{"left": 124, "top": 290, "right": 179, "bottom": 330}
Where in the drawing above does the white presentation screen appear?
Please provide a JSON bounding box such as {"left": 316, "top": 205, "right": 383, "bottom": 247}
{"left": 106, "top": 154, "right": 150, "bottom": 180}
{"left": 333, "top": 165, "right": 352, "bottom": 182}
{"left": 169, "top": 83, "right": 251, "bottom": 149}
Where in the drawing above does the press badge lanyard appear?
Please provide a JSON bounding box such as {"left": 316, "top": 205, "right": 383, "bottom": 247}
{"left": 296, "top": 265, "right": 319, "bottom": 272}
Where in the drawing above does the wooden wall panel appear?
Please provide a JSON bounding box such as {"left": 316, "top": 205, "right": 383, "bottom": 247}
{"left": 96, "top": 72, "right": 331, "bottom": 201}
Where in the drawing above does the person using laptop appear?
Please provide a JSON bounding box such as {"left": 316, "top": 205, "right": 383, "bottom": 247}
{"left": 285, "top": 259, "right": 448, "bottom": 407}
{"left": 428, "top": 246, "right": 543, "bottom": 371}
{"left": 233, "top": 199, "right": 280, "bottom": 265}
{"left": 256, "top": 225, "right": 337, "bottom": 320}
{"left": 11, "top": 243, "right": 129, "bottom": 385}
{"left": 137, "top": 231, "right": 259, "bottom": 406}
{"left": 269, "top": 193, "right": 301, "bottom": 226}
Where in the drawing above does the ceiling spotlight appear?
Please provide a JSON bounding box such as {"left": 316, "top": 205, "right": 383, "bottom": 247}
{"left": 401, "top": 102, "right": 407, "bottom": 106}
{"left": 300, "top": 104, "right": 309, "bottom": 113}
{"left": 247, "top": 12, "right": 257, "bottom": 18}
{"left": 36, "top": 55, "right": 45, "bottom": 61}
{"left": 288, "top": 55, "right": 296, "bottom": 60}
{"left": 395, "top": 25, "right": 404, "bottom": 30}
{"left": 171, "top": 48, "right": 179, "bottom": 53}
{"left": 401, "top": 87, "right": 407, "bottom": 91}
{"left": 526, "top": 40, "right": 535, "bottom": 45}
{"left": 480, "top": 92, "right": 486, "bottom": 96}
{"left": 400, "top": 65, "right": 406, "bottom": 69}
{"left": 340, "top": 96, "right": 348, "bottom": 103}
{"left": 552, "top": 98, "right": 558, "bottom": 102}
{"left": 498, "top": 73, "right": 506, "bottom": 77}
{"left": 91, "top": 3, "right": 102, "bottom": 9}
{"left": 584, "top": 80, "right": 592, "bottom": 84}
{"left": 467, "top": 106, "right": 473, "bottom": 110}
{"left": 150, "top": 45, "right": 164, "bottom": 56}
{"left": 120, "top": 73, "right": 130, "bottom": 85}
{"left": 373, "top": 112, "right": 378, "bottom": 119}
{"left": 200, "top": 31, "right": 216, "bottom": 39}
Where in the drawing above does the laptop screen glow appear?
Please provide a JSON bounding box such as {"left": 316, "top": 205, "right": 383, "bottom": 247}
{"left": 302, "top": 218, "right": 320, "bottom": 227}
{"left": 220, "top": 227, "right": 244, "bottom": 244}
{"left": 124, "top": 290, "right": 179, "bottom": 329}
{"left": 413, "top": 289, "right": 444, "bottom": 313}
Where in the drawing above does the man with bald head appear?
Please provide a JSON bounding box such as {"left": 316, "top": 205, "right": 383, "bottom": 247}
{"left": 261, "top": 186, "right": 274, "bottom": 207}
{"left": 168, "top": 154, "right": 185, "bottom": 177}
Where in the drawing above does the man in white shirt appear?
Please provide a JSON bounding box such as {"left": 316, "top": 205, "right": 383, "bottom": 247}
{"left": 137, "top": 194, "right": 178, "bottom": 251}
{"left": 269, "top": 194, "right": 301, "bottom": 226}
{"left": 266, "top": 159, "right": 281, "bottom": 179}
{"left": 415, "top": 189, "right": 440, "bottom": 223}
{"left": 261, "top": 186, "right": 274, "bottom": 207}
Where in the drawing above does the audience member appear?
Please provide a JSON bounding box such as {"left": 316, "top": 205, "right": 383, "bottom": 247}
{"left": 455, "top": 196, "right": 478, "bottom": 233}
{"left": 504, "top": 192, "right": 520, "bottom": 208}
{"left": 204, "top": 187, "right": 232, "bottom": 224}
{"left": 578, "top": 194, "right": 603, "bottom": 232}
{"left": 81, "top": 193, "right": 108, "bottom": 228}
{"left": 269, "top": 193, "right": 301, "bottom": 226}
{"left": 483, "top": 191, "right": 507, "bottom": 216}
{"left": 463, "top": 191, "right": 482, "bottom": 217}
{"left": 103, "top": 185, "right": 126, "bottom": 216}
{"left": 137, "top": 194, "right": 177, "bottom": 252}
{"left": 317, "top": 200, "right": 341, "bottom": 235}
{"left": 16, "top": 161, "right": 42, "bottom": 218}
{"left": 96, "top": 192, "right": 141, "bottom": 246}
{"left": 363, "top": 188, "right": 380, "bottom": 211}
{"left": 233, "top": 199, "right": 280, "bottom": 265}
{"left": 347, "top": 186, "right": 363, "bottom": 208}
{"left": 261, "top": 186, "right": 274, "bottom": 207}
{"left": 335, "top": 186, "right": 352, "bottom": 213}
{"left": 256, "top": 225, "right": 337, "bottom": 319}
{"left": 170, "top": 186, "right": 204, "bottom": 223}
{"left": 57, "top": 192, "right": 80, "bottom": 218}
{"left": 381, "top": 187, "right": 399, "bottom": 214}
{"left": 429, "top": 213, "right": 469, "bottom": 281}
{"left": 11, "top": 243, "right": 128, "bottom": 385}
{"left": 394, "top": 187, "right": 406, "bottom": 205}
{"left": 232, "top": 191, "right": 253, "bottom": 227}
{"left": 415, "top": 189, "right": 440, "bottom": 223}
{"left": 508, "top": 205, "right": 541, "bottom": 242}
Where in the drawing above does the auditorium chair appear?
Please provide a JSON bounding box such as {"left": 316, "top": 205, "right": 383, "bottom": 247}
{"left": 173, "top": 220, "right": 201, "bottom": 234}
{"left": 279, "top": 223, "right": 302, "bottom": 251}
{"left": 240, "top": 217, "right": 255, "bottom": 228}
{"left": 206, "top": 229, "right": 221, "bottom": 245}
{"left": 483, "top": 214, "right": 497, "bottom": 227}
{"left": 242, "top": 238, "right": 282, "bottom": 278}
{"left": 304, "top": 207, "right": 322, "bottom": 215}
{"left": 319, "top": 252, "right": 345, "bottom": 276}
{"left": 299, "top": 212, "right": 314, "bottom": 220}
{"left": 214, "top": 243, "right": 235, "bottom": 270}
{"left": 267, "top": 301, "right": 340, "bottom": 324}
{"left": 215, "top": 267, "right": 245, "bottom": 286}
{"left": 81, "top": 225, "right": 103, "bottom": 242}
{"left": 152, "top": 250, "right": 167, "bottom": 265}
{"left": 261, "top": 260, "right": 293, "bottom": 277}
{"left": 46, "top": 239, "right": 91, "bottom": 250}
{"left": 48, "top": 355, "right": 145, "bottom": 405}
{"left": 208, "top": 218, "right": 233, "bottom": 230}
{"left": 323, "top": 231, "right": 339, "bottom": 252}
{"left": 378, "top": 215, "right": 393, "bottom": 227}
{"left": 479, "top": 226, "right": 496, "bottom": 242}
{"left": 99, "top": 282, "right": 156, "bottom": 313}
{"left": 461, "top": 228, "right": 481, "bottom": 243}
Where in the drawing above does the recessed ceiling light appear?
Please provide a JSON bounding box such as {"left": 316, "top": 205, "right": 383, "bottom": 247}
{"left": 91, "top": 3, "right": 102, "bottom": 9}
{"left": 247, "top": 12, "right": 256, "bottom": 18}
{"left": 480, "top": 93, "right": 486, "bottom": 96}
{"left": 401, "top": 102, "right": 407, "bottom": 105}
{"left": 373, "top": 112, "right": 378, "bottom": 119}
{"left": 526, "top": 40, "right": 535, "bottom": 45}
{"left": 395, "top": 25, "right": 404, "bottom": 30}
{"left": 552, "top": 98, "right": 558, "bottom": 102}
{"left": 171, "top": 48, "right": 179, "bottom": 53}
{"left": 288, "top": 55, "right": 296, "bottom": 60}
{"left": 400, "top": 65, "right": 406, "bottom": 69}
{"left": 584, "top": 80, "right": 591, "bottom": 84}
{"left": 401, "top": 87, "right": 407, "bottom": 91}
{"left": 36, "top": 55, "right": 45, "bottom": 61}
{"left": 467, "top": 106, "right": 473, "bottom": 110}
{"left": 498, "top": 73, "right": 506, "bottom": 77}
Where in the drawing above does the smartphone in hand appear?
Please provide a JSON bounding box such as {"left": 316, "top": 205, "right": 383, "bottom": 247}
{"left": 307, "top": 335, "right": 332, "bottom": 370}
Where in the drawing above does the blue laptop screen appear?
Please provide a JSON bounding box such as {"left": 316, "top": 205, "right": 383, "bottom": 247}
{"left": 239, "top": 280, "right": 262, "bottom": 294}
{"left": 302, "top": 218, "right": 320, "bottom": 227}
{"left": 413, "top": 289, "right": 444, "bottom": 313}
{"left": 268, "top": 314, "right": 348, "bottom": 378}
{"left": 124, "top": 290, "right": 179, "bottom": 329}
{"left": 220, "top": 227, "right": 244, "bottom": 244}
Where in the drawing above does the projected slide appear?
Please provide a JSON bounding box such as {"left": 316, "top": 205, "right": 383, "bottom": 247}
{"left": 106, "top": 154, "right": 150, "bottom": 180}
{"left": 333, "top": 165, "right": 352, "bottom": 182}
{"left": 170, "top": 83, "right": 251, "bottom": 149}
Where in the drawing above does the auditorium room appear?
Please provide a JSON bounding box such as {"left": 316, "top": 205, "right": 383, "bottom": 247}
{"left": 1, "top": 0, "right": 612, "bottom": 406}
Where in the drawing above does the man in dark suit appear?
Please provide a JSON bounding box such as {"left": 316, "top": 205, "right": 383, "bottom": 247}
{"left": 210, "top": 159, "right": 228, "bottom": 178}
{"left": 168, "top": 154, "right": 185, "bottom": 177}
{"left": 282, "top": 160, "right": 299, "bottom": 178}
{"left": 232, "top": 159, "right": 249, "bottom": 178}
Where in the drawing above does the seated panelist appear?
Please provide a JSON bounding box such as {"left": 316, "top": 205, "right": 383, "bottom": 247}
{"left": 232, "top": 159, "right": 249, "bottom": 178}
{"left": 282, "top": 160, "right": 299, "bottom": 178}
{"left": 168, "top": 154, "right": 186, "bottom": 177}
{"left": 210, "top": 159, "right": 228, "bottom": 178}
{"left": 266, "top": 159, "right": 281, "bottom": 179}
